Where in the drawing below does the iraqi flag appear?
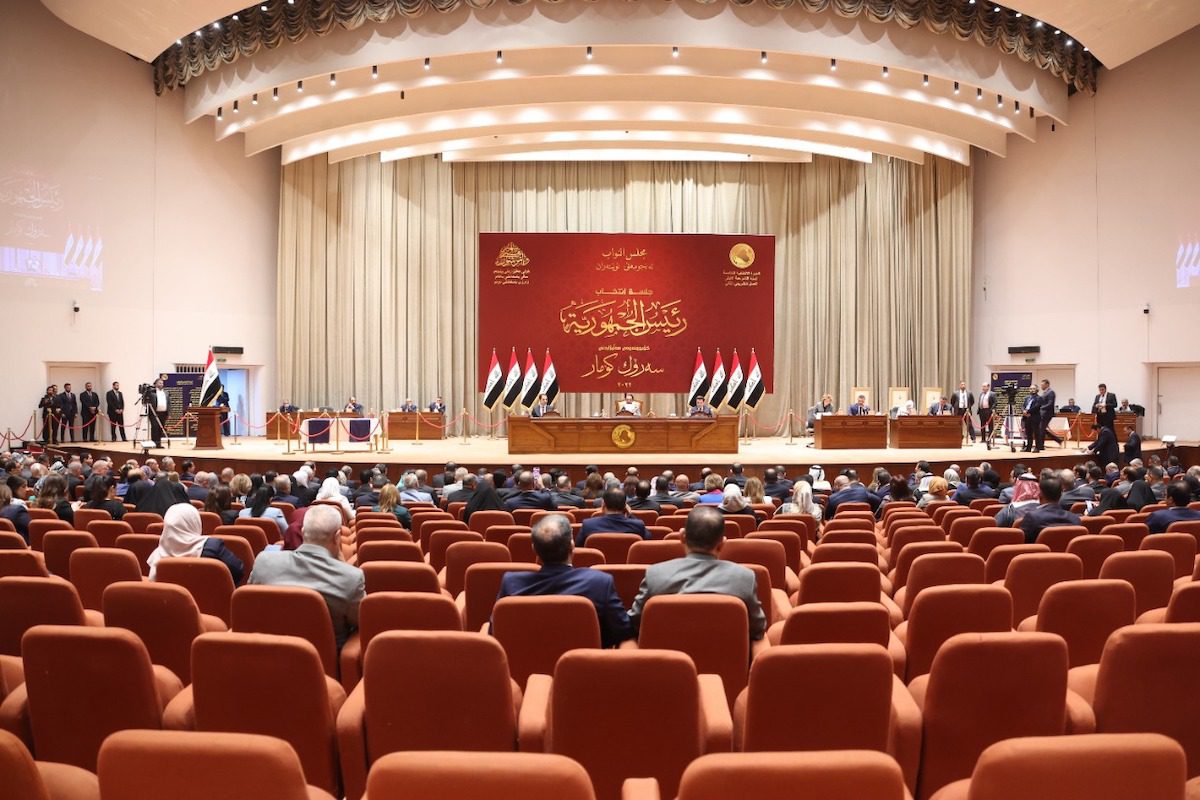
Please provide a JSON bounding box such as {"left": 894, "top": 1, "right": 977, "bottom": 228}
{"left": 520, "top": 348, "right": 540, "bottom": 408}
{"left": 482, "top": 349, "right": 504, "bottom": 409}
{"left": 539, "top": 350, "right": 560, "bottom": 404}
{"left": 199, "top": 348, "right": 224, "bottom": 407}
{"left": 687, "top": 348, "right": 709, "bottom": 405}
{"left": 725, "top": 349, "right": 745, "bottom": 409}
{"left": 501, "top": 348, "right": 522, "bottom": 408}
{"left": 707, "top": 349, "right": 728, "bottom": 408}
{"left": 744, "top": 349, "right": 765, "bottom": 408}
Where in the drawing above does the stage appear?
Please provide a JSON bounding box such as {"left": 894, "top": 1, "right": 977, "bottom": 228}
{"left": 54, "top": 434, "right": 1191, "bottom": 483}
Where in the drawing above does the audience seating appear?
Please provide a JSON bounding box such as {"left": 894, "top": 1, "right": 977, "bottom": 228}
{"left": 885, "top": 526, "right": 947, "bottom": 571}
{"left": 0, "top": 550, "right": 49, "bottom": 577}
{"left": 571, "top": 547, "right": 606, "bottom": 567}
{"left": 467, "top": 510, "right": 515, "bottom": 535}
{"left": 965, "top": 528, "right": 1023, "bottom": 561}
{"left": 154, "top": 557, "right": 236, "bottom": 625}
{"left": 627, "top": 539, "right": 686, "bottom": 564}
{"left": 819, "top": 529, "right": 879, "bottom": 547}
{"left": 122, "top": 512, "right": 163, "bottom": 533}
{"left": 68, "top": 547, "right": 143, "bottom": 611}
{"left": 114, "top": 533, "right": 160, "bottom": 576}
{"left": 28, "top": 519, "right": 73, "bottom": 551}
{"left": 491, "top": 595, "right": 602, "bottom": 687}
{"left": 895, "top": 585, "right": 1013, "bottom": 682}
{"left": 101, "top": 581, "right": 225, "bottom": 684}
{"left": 1020, "top": 579, "right": 1137, "bottom": 667}
{"left": 582, "top": 533, "right": 642, "bottom": 565}
{"left": 458, "top": 563, "right": 540, "bottom": 631}
{"left": 340, "top": 592, "right": 464, "bottom": 690}
{"left": 230, "top": 584, "right": 339, "bottom": 678}
{"left": 442, "top": 541, "right": 510, "bottom": 596}
{"left": 1079, "top": 515, "right": 1118, "bottom": 536}
{"left": 1034, "top": 525, "right": 1088, "bottom": 553}
{"left": 1066, "top": 534, "right": 1125, "bottom": 579}
{"left": 337, "top": 631, "right": 522, "bottom": 800}
{"left": 361, "top": 561, "right": 443, "bottom": 594}
{"left": 1105, "top": 522, "right": 1150, "bottom": 551}
{"left": 1099, "top": 551, "right": 1175, "bottom": 618}
{"left": 426, "top": 530, "right": 484, "bottom": 573}
{"left": 999, "top": 552, "right": 1084, "bottom": 626}
{"left": 1167, "top": 519, "right": 1200, "bottom": 549}
{"left": 70, "top": 508, "right": 110, "bottom": 533}
{"left": 40, "top": 530, "right": 98, "bottom": 578}
{"left": 0, "top": 727, "right": 100, "bottom": 800}
{"left": 890, "top": 543, "right": 966, "bottom": 594}
{"left": 353, "top": 527, "right": 413, "bottom": 547}
{"left": 366, "top": 750, "right": 597, "bottom": 799}
{"left": 0, "top": 531, "right": 26, "bottom": 550}
{"left": 1140, "top": 582, "right": 1200, "bottom": 624}
{"left": 354, "top": 540, "right": 422, "bottom": 564}
{"left": 86, "top": 519, "right": 133, "bottom": 547}
{"left": 161, "top": 632, "right": 345, "bottom": 796}
{"left": 768, "top": 601, "right": 906, "bottom": 677}
{"left": 983, "top": 544, "right": 1050, "bottom": 584}
{"left": 1140, "top": 532, "right": 1198, "bottom": 579}
{"left": 895, "top": 553, "right": 986, "bottom": 616}
{"left": 505, "top": 532, "right": 537, "bottom": 562}
{"left": 592, "top": 564, "right": 646, "bottom": 608}
{"left": 98, "top": 729, "right": 335, "bottom": 800}
{"left": 519, "top": 649, "right": 731, "bottom": 800}
{"left": 635, "top": 595, "right": 751, "bottom": 706}
{"left": 212, "top": 524, "right": 269, "bottom": 554}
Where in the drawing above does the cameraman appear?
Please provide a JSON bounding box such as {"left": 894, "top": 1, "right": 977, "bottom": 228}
{"left": 145, "top": 379, "right": 168, "bottom": 447}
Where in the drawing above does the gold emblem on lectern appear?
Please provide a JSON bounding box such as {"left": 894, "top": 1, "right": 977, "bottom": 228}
{"left": 729, "top": 243, "right": 755, "bottom": 269}
{"left": 495, "top": 242, "right": 530, "bottom": 268}
{"left": 611, "top": 424, "right": 636, "bottom": 449}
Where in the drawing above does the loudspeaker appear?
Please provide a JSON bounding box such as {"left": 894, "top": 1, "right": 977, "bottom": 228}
{"left": 211, "top": 346, "right": 244, "bottom": 355}
{"left": 1007, "top": 345, "right": 1041, "bottom": 355}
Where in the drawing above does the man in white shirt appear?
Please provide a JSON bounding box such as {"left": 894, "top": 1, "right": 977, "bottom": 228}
{"left": 978, "top": 381, "right": 997, "bottom": 446}
{"left": 150, "top": 379, "right": 168, "bottom": 447}
{"left": 950, "top": 381, "right": 976, "bottom": 442}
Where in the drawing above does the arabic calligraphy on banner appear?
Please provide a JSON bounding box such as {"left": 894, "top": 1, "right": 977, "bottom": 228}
{"left": 478, "top": 233, "right": 775, "bottom": 394}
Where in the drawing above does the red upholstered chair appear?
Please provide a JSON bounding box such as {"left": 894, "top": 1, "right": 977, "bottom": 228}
{"left": 354, "top": 540, "right": 423, "bottom": 565}
{"left": 929, "top": 733, "right": 1188, "bottom": 800}
{"left": 885, "top": 526, "right": 947, "bottom": 571}
{"left": 732, "top": 643, "right": 920, "bottom": 790}
{"left": 890, "top": 542, "right": 966, "bottom": 594}
{"left": 41, "top": 531, "right": 98, "bottom": 578}
{"left": 1080, "top": 515, "right": 1118, "bottom": 536}
{"left": 161, "top": 632, "right": 345, "bottom": 797}
{"left": 212, "top": 524, "right": 269, "bottom": 554}
{"left": 518, "top": 649, "right": 731, "bottom": 800}
{"left": 491, "top": 596, "right": 602, "bottom": 688}
{"left": 336, "top": 631, "right": 521, "bottom": 800}
{"left": 1140, "top": 533, "right": 1198, "bottom": 579}
{"left": 720, "top": 538, "right": 789, "bottom": 593}
{"left": 361, "top": 561, "right": 443, "bottom": 594}
{"left": 582, "top": 533, "right": 642, "bottom": 565}
{"left": 506, "top": 533, "right": 537, "bottom": 562}
{"left": 833, "top": 501, "right": 872, "bottom": 517}
{"left": 761, "top": 515, "right": 816, "bottom": 550}
{"left": 426, "top": 530, "right": 484, "bottom": 573}
{"left": 592, "top": 564, "right": 646, "bottom": 609}
{"left": 443, "top": 541, "right": 510, "bottom": 596}
{"left": 1100, "top": 551, "right": 1175, "bottom": 618}
{"left": 115, "top": 533, "right": 161, "bottom": 576}
{"left": 966, "top": 528, "right": 1025, "bottom": 561}
{"left": 984, "top": 543, "right": 1051, "bottom": 583}
{"left": 484, "top": 524, "right": 533, "bottom": 546}
{"left": 28, "top": 519, "right": 73, "bottom": 551}
{"left": 938, "top": 508, "right": 981, "bottom": 537}
{"left": 122, "top": 512, "right": 163, "bottom": 534}
{"left": 0, "top": 550, "right": 49, "bottom": 577}
{"left": 1067, "top": 534, "right": 1125, "bottom": 579}
{"left": 0, "top": 531, "right": 25, "bottom": 549}
{"left": 198, "top": 511, "right": 222, "bottom": 536}
{"left": 1067, "top": 624, "right": 1200, "bottom": 782}
{"left": 230, "top": 585, "right": 338, "bottom": 679}
{"left": 98, "top": 730, "right": 334, "bottom": 800}
{"left": 102, "top": 581, "right": 226, "bottom": 684}
{"left": 571, "top": 548, "right": 606, "bottom": 568}
{"left": 0, "top": 626, "right": 182, "bottom": 771}
{"left": 819, "top": 529, "right": 879, "bottom": 547}
{"left": 154, "top": 557, "right": 236, "bottom": 625}
{"left": 339, "top": 592, "right": 463, "bottom": 691}
{"left": 1018, "top": 579, "right": 1137, "bottom": 667}
{"left": 895, "top": 584, "right": 1013, "bottom": 683}
{"left": 1035, "top": 525, "right": 1088, "bottom": 553}
{"left": 811, "top": 542, "right": 885, "bottom": 569}
{"left": 1167, "top": 519, "right": 1200, "bottom": 549}
{"left": 69, "top": 547, "right": 143, "bottom": 611}
{"left": 206, "top": 536, "right": 254, "bottom": 585}
{"left": 365, "top": 751, "right": 596, "bottom": 800}
{"left": 467, "top": 509, "right": 515, "bottom": 535}
{"left": 1000, "top": 552, "right": 1084, "bottom": 626}
{"left": 354, "top": 527, "right": 413, "bottom": 546}
{"left": 910, "top": 631, "right": 1088, "bottom": 800}
{"left": 627, "top": 540, "right": 686, "bottom": 565}
{"left": 895, "top": 553, "right": 986, "bottom": 616}
{"left": 823, "top": 518, "right": 875, "bottom": 535}
{"left": 797, "top": 562, "right": 883, "bottom": 605}
{"left": 0, "top": 727, "right": 100, "bottom": 800}
{"left": 0, "top": 576, "right": 102, "bottom": 658}
{"left": 767, "top": 601, "right": 906, "bottom": 677}
{"left": 948, "top": 516, "right": 995, "bottom": 548}
{"left": 458, "top": 564, "right": 540, "bottom": 632}
{"left": 1140, "top": 582, "right": 1200, "bottom": 625}
{"left": 1105, "top": 522, "right": 1150, "bottom": 552}
{"left": 635, "top": 595, "right": 750, "bottom": 707}
{"left": 86, "top": 519, "right": 133, "bottom": 548}
{"left": 71, "top": 508, "right": 111, "bottom": 533}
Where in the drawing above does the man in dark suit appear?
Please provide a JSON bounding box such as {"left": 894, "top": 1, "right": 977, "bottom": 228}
{"left": 493, "top": 514, "right": 632, "bottom": 648}
{"left": 187, "top": 472, "right": 213, "bottom": 503}
{"left": 79, "top": 382, "right": 100, "bottom": 442}
{"left": 1059, "top": 399, "right": 1081, "bottom": 413}
{"left": 848, "top": 394, "right": 871, "bottom": 415}
{"left": 106, "top": 382, "right": 126, "bottom": 441}
{"left": 1092, "top": 383, "right": 1118, "bottom": 431}
{"left": 530, "top": 394, "right": 555, "bottom": 417}
{"left": 627, "top": 506, "right": 765, "bottom": 641}
{"left": 503, "top": 470, "right": 555, "bottom": 512}
{"left": 725, "top": 464, "right": 747, "bottom": 489}
{"left": 824, "top": 471, "right": 881, "bottom": 518}
{"left": 38, "top": 386, "right": 58, "bottom": 445}
{"left": 954, "top": 467, "right": 997, "bottom": 506}
{"left": 56, "top": 383, "right": 78, "bottom": 443}
{"left": 689, "top": 396, "right": 714, "bottom": 417}
{"left": 427, "top": 396, "right": 447, "bottom": 414}
{"left": 929, "top": 396, "right": 952, "bottom": 416}
{"left": 577, "top": 489, "right": 649, "bottom": 545}
{"left": 1087, "top": 424, "right": 1120, "bottom": 469}
{"left": 1147, "top": 482, "right": 1200, "bottom": 534}
{"left": 950, "top": 381, "right": 976, "bottom": 442}
{"left": 1021, "top": 387, "right": 1041, "bottom": 452}
{"left": 648, "top": 476, "right": 677, "bottom": 506}
{"left": 1058, "top": 468, "right": 1098, "bottom": 510}
{"left": 279, "top": 400, "right": 299, "bottom": 414}
{"left": 762, "top": 468, "right": 791, "bottom": 502}
{"left": 1036, "top": 379, "right": 1061, "bottom": 451}
{"left": 1125, "top": 430, "right": 1142, "bottom": 465}
{"left": 627, "top": 480, "right": 661, "bottom": 513}
{"left": 1021, "top": 473, "right": 1081, "bottom": 544}
{"left": 977, "top": 382, "right": 997, "bottom": 445}
{"left": 446, "top": 474, "right": 478, "bottom": 505}
{"left": 550, "top": 475, "right": 586, "bottom": 508}
{"left": 343, "top": 396, "right": 364, "bottom": 415}
{"left": 398, "top": 398, "right": 417, "bottom": 413}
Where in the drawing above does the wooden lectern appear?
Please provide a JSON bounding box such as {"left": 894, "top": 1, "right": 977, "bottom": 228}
{"left": 191, "top": 407, "right": 226, "bottom": 449}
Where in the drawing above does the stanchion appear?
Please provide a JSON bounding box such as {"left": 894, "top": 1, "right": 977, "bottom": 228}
{"left": 377, "top": 412, "right": 392, "bottom": 454}
{"left": 412, "top": 411, "right": 424, "bottom": 446}
{"left": 459, "top": 409, "right": 471, "bottom": 446}
{"left": 283, "top": 413, "right": 294, "bottom": 455}
{"left": 785, "top": 410, "right": 798, "bottom": 445}
{"left": 488, "top": 407, "right": 496, "bottom": 440}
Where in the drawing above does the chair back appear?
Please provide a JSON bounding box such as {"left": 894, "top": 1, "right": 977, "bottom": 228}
{"left": 356, "top": 540, "right": 423, "bottom": 564}
{"left": 1035, "top": 579, "right": 1136, "bottom": 667}
{"left": 984, "top": 543, "right": 1051, "bottom": 583}
{"left": 460, "top": 563, "right": 540, "bottom": 631}
{"left": 69, "top": 547, "right": 142, "bottom": 610}
{"left": 1003, "top": 552, "right": 1084, "bottom": 625}
{"left": 584, "top": 533, "right": 642, "bottom": 565}
{"left": 466, "top": 510, "right": 514, "bottom": 535}
{"left": 444, "top": 541, "right": 510, "bottom": 596}
{"left": 1035, "top": 525, "right": 1088, "bottom": 553}
{"left": 639, "top": 594, "right": 750, "bottom": 705}
{"left": 900, "top": 552, "right": 986, "bottom": 614}
{"left": 492, "top": 595, "right": 602, "bottom": 687}
{"left": 72, "top": 508, "right": 111, "bottom": 532}
{"left": 122, "top": 512, "right": 163, "bottom": 534}
{"left": 102, "top": 581, "right": 207, "bottom": 683}
{"left": 365, "top": 751, "right": 596, "bottom": 800}
{"left": 41, "top": 530, "right": 98, "bottom": 577}
{"left": 627, "top": 540, "right": 685, "bottom": 565}
{"left": 155, "top": 557, "right": 236, "bottom": 625}
{"left": 720, "top": 538, "right": 788, "bottom": 590}
{"left": 1106, "top": 522, "right": 1150, "bottom": 551}
{"left": 427, "top": 530, "right": 483, "bottom": 573}
{"left": 904, "top": 584, "right": 1013, "bottom": 681}
{"left": 0, "top": 576, "right": 88, "bottom": 655}
{"left": 1099, "top": 550, "right": 1175, "bottom": 617}
{"left": 115, "top": 533, "right": 162, "bottom": 576}
{"left": 592, "top": 564, "right": 646, "bottom": 609}
{"left": 1140, "top": 533, "right": 1198, "bottom": 579}
{"left": 86, "top": 519, "right": 134, "bottom": 548}
{"left": 28, "top": 519, "right": 73, "bottom": 551}
{"left": 230, "top": 585, "right": 338, "bottom": 678}
{"left": 778, "top": 602, "right": 891, "bottom": 649}
{"left": 892, "top": 541, "right": 964, "bottom": 589}
{"left": 362, "top": 561, "right": 441, "bottom": 594}
{"left": 213, "top": 524, "right": 269, "bottom": 554}
{"left": 797, "top": 563, "right": 881, "bottom": 605}
{"left": 675, "top": 751, "right": 907, "bottom": 800}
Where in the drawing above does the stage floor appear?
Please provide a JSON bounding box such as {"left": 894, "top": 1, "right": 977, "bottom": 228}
{"left": 57, "top": 434, "right": 1186, "bottom": 479}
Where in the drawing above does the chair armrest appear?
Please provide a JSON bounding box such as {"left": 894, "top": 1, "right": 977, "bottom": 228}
{"left": 697, "top": 674, "right": 732, "bottom": 753}
{"left": 199, "top": 613, "right": 228, "bottom": 632}
{"left": 455, "top": 592, "right": 467, "bottom": 627}
{"left": 888, "top": 675, "right": 923, "bottom": 794}
{"left": 766, "top": 620, "right": 785, "bottom": 646}
{"left": 751, "top": 636, "right": 771, "bottom": 662}
{"left": 1065, "top": 688, "right": 1096, "bottom": 734}
{"left": 83, "top": 608, "right": 105, "bottom": 626}
{"left": 1066, "top": 664, "right": 1099, "bottom": 706}
{"left": 621, "top": 778, "right": 662, "bottom": 800}
{"left": 518, "top": 674, "right": 552, "bottom": 753}
{"left": 618, "top": 638, "right": 639, "bottom": 650}
{"left": 906, "top": 674, "right": 930, "bottom": 711}
{"left": 881, "top": 593, "right": 904, "bottom": 627}
{"left": 161, "top": 685, "right": 195, "bottom": 730}
{"left": 335, "top": 682, "right": 368, "bottom": 800}
{"left": 769, "top": 588, "right": 793, "bottom": 626}
{"left": 1016, "top": 615, "right": 1038, "bottom": 632}
{"left": 0, "top": 683, "right": 31, "bottom": 749}
{"left": 152, "top": 665, "right": 184, "bottom": 710}
{"left": 928, "top": 779, "right": 971, "bottom": 800}
{"left": 339, "top": 634, "right": 362, "bottom": 694}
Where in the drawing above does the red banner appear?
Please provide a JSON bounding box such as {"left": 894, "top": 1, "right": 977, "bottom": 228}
{"left": 478, "top": 233, "right": 774, "bottom": 394}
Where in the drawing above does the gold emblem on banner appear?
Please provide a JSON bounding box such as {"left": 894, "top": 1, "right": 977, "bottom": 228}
{"left": 495, "top": 242, "right": 530, "bottom": 268}
{"left": 729, "top": 243, "right": 755, "bottom": 269}
{"left": 611, "top": 424, "right": 636, "bottom": 449}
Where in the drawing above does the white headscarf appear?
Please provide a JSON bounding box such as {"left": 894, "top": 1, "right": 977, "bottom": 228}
{"left": 291, "top": 465, "right": 312, "bottom": 487}
{"left": 720, "top": 484, "right": 749, "bottom": 512}
{"left": 147, "top": 503, "right": 206, "bottom": 580}
{"left": 315, "top": 477, "right": 355, "bottom": 520}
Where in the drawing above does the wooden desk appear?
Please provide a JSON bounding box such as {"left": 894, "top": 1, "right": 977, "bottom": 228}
{"left": 1056, "top": 413, "right": 1142, "bottom": 444}
{"left": 812, "top": 416, "right": 888, "bottom": 449}
{"left": 266, "top": 411, "right": 360, "bottom": 440}
{"left": 508, "top": 416, "right": 739, "bottom": 454}
{"left": 387, "top": 412, "right": 445, "bottom": 441}
{"left": 888, "top": 416, "right": 963, "bottom": 449}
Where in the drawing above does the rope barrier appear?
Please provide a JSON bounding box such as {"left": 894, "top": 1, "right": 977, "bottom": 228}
{"left": 337, "top": 417, "right": 383, "bottom": 442}
{"left": 462, "top": 409, "right": 506, "bottom": 430}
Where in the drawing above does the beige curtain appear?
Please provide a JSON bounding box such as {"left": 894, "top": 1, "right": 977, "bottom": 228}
{"left": 278, "top": 154, "right": 972, "bottom": 435}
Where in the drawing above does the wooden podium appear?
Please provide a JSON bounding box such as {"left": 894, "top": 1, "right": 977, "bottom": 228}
{"left": 191, "top": 407, "right": 226, "bottom": 449}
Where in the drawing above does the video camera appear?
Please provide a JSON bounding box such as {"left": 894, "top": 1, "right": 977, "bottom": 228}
{"left": 136, "top": 383, "right": 157, "bottom": 405}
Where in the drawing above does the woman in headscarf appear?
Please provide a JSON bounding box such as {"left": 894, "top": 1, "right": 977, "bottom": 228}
{"left": 463, "top": 480, "right": 505, "bottom": 524}
{"left": 778, "top": 479, "right": 823, "bottom": 525}
{"left": 315, "top": 476, "right": 355, "bottom": 521}
{"left": 917, "top": 477, "right": 950, "bottom": 510}
{"left": 1123, "top": 480, "right": 1157, "bottom": 511}
{"left": 147, "top": 503, "right": 243, "bottom": 583}
{"left": 237, "top": 485, "right": 287, "bottom": 534}
{"left": 994, "top": 475, "right": 1041, "bottom": 528}
{"left": 718, "top": 484, "right": 758, "bottom": 529}
{"left": 134, "top": 477, "right": 189, "bottom": 516}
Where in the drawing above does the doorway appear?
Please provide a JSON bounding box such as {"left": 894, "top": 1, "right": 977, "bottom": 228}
{"left": 46, "top": 362, "right": 102, "bottom": 442}
{"left": 1156, "top": 366, "right": 1200, "bottom": 440}
{"left": 220, "top": 369, "right": 249, "bottom": 436}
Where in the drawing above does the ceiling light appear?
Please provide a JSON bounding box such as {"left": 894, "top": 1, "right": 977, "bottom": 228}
{"left": 261, "top": 4, "right": 267, "bottom": 10}
{"left": 1054, "top": 29, "right": 1061, "bottom": 35}
{"left": 496, "top": 50, "right": 503, "bottom": 63}
{"left": 329, "top": 73, "right": 336, "bottom": 85}
{"left": 1015, "top": 11, "right": 1022, "bottom": 18}
{"left": 976, "top": 87, "right": 983, "bottom": 100}
{"left": 272, "top": 87, "right": 278, "bottom": 100}
{"left": 882, "top": 66, "right": 889, "bottom": 77}
{"left": 992, "top": 5, "right": 999, "bottom": 11}
{"left": 212, "top": 21, "right": 220, "bottom": 29}
{"left": 830, "top": 58, "right": 837, "bottom": 71}
{"left": 1066, "top": 39, "right": 1074, "bottom": 47}
{"left": 969, "top": 0, "right": 975, "bottom": 4}
{"left": 175, "top": 39, "right": 181, "bottom": 45}
{"left": 672, "top": 46, "right": 679, "bottom": 58}
{"left": 251, "top": 93, "right": 258, "bottom": 105}
{"left": 760, "top": 51, "right": 768, "bottom": 64}
{"left": 232, "top": 14, "right": 238, "bottom": 21}
{"left": 424, "top": 57, "right": 431, "bottom": 70}
{"left": 1014, "top": 100, "right": 1020, "bottom": 114}
{"left": 586, "top": 46, "right": 593, "bottom": 60}
{"left": 232, "top": 100, "right": 239, "bottom": 113}
{"left": 371, "top": 65, "right": 378, "bottom": 79}
{"left": 996, "top": 94, "right": 1003, "bottom": 107}
{"left": 296, "top": 80, "right": 303, "bottom": 92}
{"left": 953, "top": 81, "right": 960, "bottom": 94}
{"left": 1084, "top": 47, "right": 1090, "bottom": 52}
{"left": 216, "top": 107, "right": 222, "bottom": 121}
{"left": 194, "top": 30, "right": 201, "bottom": 37}
{"left": 922, "top": 74, "right": 929, "bottom": 86}
{"left": 1035, "top": 20, "right": 1043, "bottom": 28}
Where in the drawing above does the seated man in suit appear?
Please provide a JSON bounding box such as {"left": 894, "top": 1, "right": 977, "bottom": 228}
{"left": 398, "top": 472, "right": 432, "bottom": 503}
{"left": 627, "top": 505, "right": 766, "bottom": 641}
{"left": 550, "top": 474, "right": 586, "bottom": 508}
{"left": 1059, "top": 398, "right": 1081, "bottom": 413}
{"left": 626, "top": 480, "right": 661, "bottom": 513}
{"left": 446, "top": 473, "right": 478, "bottom": 505}
{"left": 530, "top": 393, "right": 556, "bottom": 417}
{"left": 577, "top": 488, "right": 649, "bottom": 546}
{"left": 689, "top": 396, "right": 715, "bottom": 417}
{"left": 1057, "top": 468, "right": 1097, "bottom": 509}
{"left": 824, "top": 470, "right": 881, "bottom": 517}
{"left": 427, "top": 396, "right": 446, "bottom": 413}
{"left": 953, "top": 467, "right": 997, "bottom": 506}
{"left": 1147, "top": 482, "right": 1200, "bottom": 534}
{"left": 616, "top": 393, "right": 642, "bottom": 416}
{"left": 762, "top": 468, "right": 791, "bottom": 502}
{"left": 279, "top": 399, "right": 300, "bottom": 413}
{"left": 186, "top": 471, "right": 213, "bottom": 503}
{"left": 806, "top": 394, "right": 836, "bottom": 430}
{"left": 398, "top": 398, "right": 418, "bottom": 413}
{"left": 848, "top": 394, "right": 871, "bottom": 416}
{"left": 504, "top": 470, "right": 556, "bottom": 512}
{"left": 493, "top": 514, "right": 633, "bottom": 648}
{"left": 248, "top": 505, "right": 365, "bottom": 649}
{"left": 1020, "top": 472, "right": 1081, "bottom": 545}
{"left": 929, "top": 396, "right": 952, "bottom": 416}
{"left": 343, "top": 396, "right": 363, "bottom": 415}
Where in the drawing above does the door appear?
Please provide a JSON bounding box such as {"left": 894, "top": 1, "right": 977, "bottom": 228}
{"left": 220, "top": 369, "right": 249, "bottom": 436}
{"left": 1156, "top": 366, "right": 1200, "bottom": 440}
{"left": 46, "top": 363, "right": 101, "bottom": 441}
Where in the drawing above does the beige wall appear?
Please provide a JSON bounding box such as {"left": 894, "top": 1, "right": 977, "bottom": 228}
{"left": 973, "top": 25, "right": 1200, "bottom": 437}
{"left": 0, "top": 0, "right": 279, "bottom": 440}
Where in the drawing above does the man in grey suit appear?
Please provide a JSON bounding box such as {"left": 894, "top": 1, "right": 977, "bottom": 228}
{"left": 627, "top": 505, "right": 766, "bottom": 642}
{"left": 248, "top": 505, "right": 365, "bottom": 649}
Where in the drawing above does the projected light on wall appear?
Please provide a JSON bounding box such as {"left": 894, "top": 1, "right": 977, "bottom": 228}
{"left": 0, "top": 172, "right": 104, "bottom": 292}
{"left": 1179, "top": 238, "right": 1199, "bottom": 289}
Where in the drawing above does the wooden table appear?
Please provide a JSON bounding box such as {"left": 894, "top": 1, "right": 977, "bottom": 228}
{"left": 266, "top": 411, "right": 358, "bottom": 440}
{"left": 508, "top": 416, "right": 739, "bottom": 454}
{"left": 387, "top": 412, "right": 445, "bottom": 441}
{"left": 812, "top": 416, "right": 888, "bottom": 449}
{"left": 888, "top": 415, "right": 964, "bottom": 449}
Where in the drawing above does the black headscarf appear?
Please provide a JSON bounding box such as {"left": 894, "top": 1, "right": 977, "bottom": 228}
{"left": 1124, "top": 480, "right": 1156, "bottom": 511}
{"left": 135, "top": 477, "right": 190, "bottom": 516}
{"left": 463, "top": 483, "right": 505, "bottom": 523}
{"left": 1088, "top": 487, "right": 1127, "bottom": 516}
